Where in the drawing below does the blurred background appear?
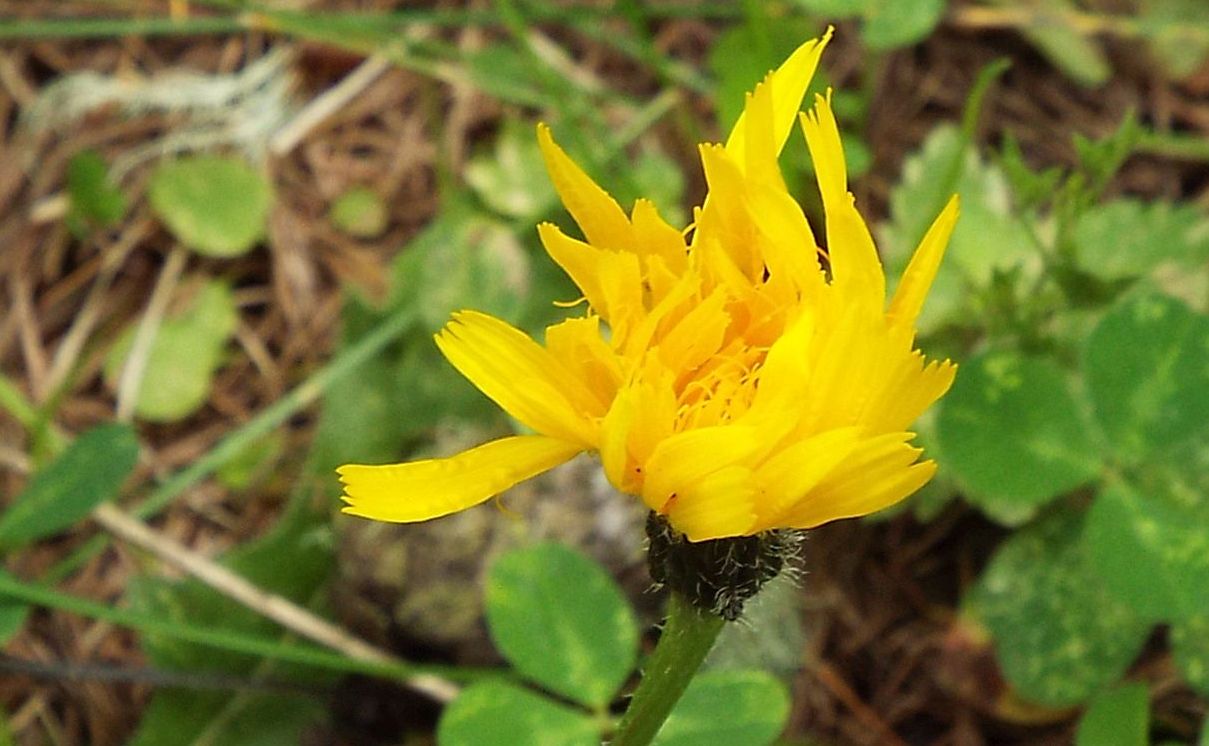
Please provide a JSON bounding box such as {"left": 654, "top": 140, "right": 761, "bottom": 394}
{"left": 1, "top": 1, "right": 1208, "bottom": 744}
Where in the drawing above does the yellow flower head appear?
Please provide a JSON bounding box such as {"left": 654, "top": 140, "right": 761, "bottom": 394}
{"left": 339, "top": 30, "right": 958, "bottom": 542}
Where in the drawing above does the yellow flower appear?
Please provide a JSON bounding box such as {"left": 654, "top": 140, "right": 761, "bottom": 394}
{"left": 339, "top": 30, "right": 958, "bottom": 542}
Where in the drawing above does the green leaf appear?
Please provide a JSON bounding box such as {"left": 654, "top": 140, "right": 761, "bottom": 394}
{"left": 1074, "top": 199, "right": 1209, "bottom": 281}
{"left": 0, "top": 570, "right": 30, "bottom": 646}
{"left": 103, "top": 281, "right": 239, "bottom": 422}
{"left": 0, "top": 423, "right": 138, "bottom": 548}
{"left": 389, "top": 200, "right": 532, "bottom": 333}
{"left": 996, "top": 133, "right": 1064, "bottom": 209}
{"left": 148, "top": 155, "right": 272, "bottom": 257}
{"left": 1084, "top": 292, "right": 1209, "bottom": 463}
{"left": 861, "top": 0, "right": 946, "bottom": 50}
{"left": 969, "top": 509, "right": 1150, "bottom": 707}
{"left": 66, "top": 150, "right": 127, "bottom": 231}
{"left": 788, "top": 0, "right": 869, "bottom": 15}
{"left": 465, "top": 119, "right": 557, "bottom": 221}
{"left": 1171, "top": 614, "right": 1209, "bottom": 697}
{"left": 1073, "top": 113, "right": 1141, "bottom": 194}
{"left": 329, "top": 186, "right": 388, "bottom": 238}
{"left": 653, "top": 670, "right": 790, "bottom": 746}
{"left": 128, "top": 691, "right": 324, "bottom": 746}
{"left": 1085, "top": 482, "right": 1209, "bottom": 622}
{"left": 936, "top": 351, "right": 1101, "bottom": 517}
{"left": 882, "top": 125, "right": 1036, "bottom": 334}
{"left": 437, "top": 680, "right": 599, "bottom": 746}
{"left": 1138, "top": 0, "right": 1209, "bottom": 79}
{"left": 464, "top": 44, "right": 552, "bottom": 108}
{"left": 1019, "top": 7, "right": 1111, "bottom": 87}
{"left": 1075, "top": 683, "right": 1149, "bottom": 746}
{"left": 485, "top": 542, "right": 638, "bottom": 708}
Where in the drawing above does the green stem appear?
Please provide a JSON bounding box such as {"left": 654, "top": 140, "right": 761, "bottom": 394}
{"left": 611, "top": 593, "right": 725, "bottom": 746}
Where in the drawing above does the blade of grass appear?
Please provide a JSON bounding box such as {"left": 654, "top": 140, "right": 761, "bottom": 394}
{"left": 0, "top": 571, "right": 490, "bottom": 691}
{"left": 0, "top": 16, "right": 245, "bottom": 40}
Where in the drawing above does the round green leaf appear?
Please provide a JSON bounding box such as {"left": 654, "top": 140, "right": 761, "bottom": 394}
{"left": 329, "top": 186, "right": 387, "bottom": 238}
{"left": 970, "top": 510, "right": 1150, "bottom": 707}
{"left": 1084, "top": 292, "right": 1209, "bottom": 462}
{"left": 861, "top": 0, "right": 946, "bottom": 50}
{"left": 1085, "top": 483, "right": 1209, "bottom": 622}
{"left": 0, "top": 423, "right": 139, "bottom": 548}
{"left": 437, "top": 680, "right": 598, "bottom": 746}
{"left": 1075, "top": 200, "right": 1209, "bottom": 281}
{"left": 1075, "top": 683, "right": 1149, "bottom": 746}
{"left": 103, "top": 281, "right": 238, "bottom": 422}
{"left": 652, "top": 670, "right": 790, "bottom": 746}
{"left": 148, "top": 155, "right": 272, "bottom": 257}
{"left": 465, "top": 119, "right": 556, "bottom": 221}
{"left": 485, "top": 542, "right": 638, "bottom": 708}
{"left": 936, "top": 351, "right": 1101, "bottom": 513}
{"left": 1171, "top": 614, "right": 1209, "bottom": 698}
{"left": 67, "top": 149, "right": 127, "bottom": 230}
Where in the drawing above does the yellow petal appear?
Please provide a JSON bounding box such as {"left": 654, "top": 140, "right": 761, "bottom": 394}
{"left": 536, "top": 124, "right": 633, "bottom": 251}
{"left": 630, "top": 198, "right": 688, "bottom": 273}
{"left": 801, "top": 96, "right": 885, "bottom": 307}
{"left": 339, "top": 435, "right": 583, "bottom": 522}
{"left": 864, "top": 354, "right": 957, "bottom": 433}
{"left": 436, "top": 311, "right": 598, "bottom": 444}
{"left": 744, "top": 310, "right": 815, "bottom": 425}
{"left": 537, "top": 223, "right": 644, "bottom": 333}
{"left": 887, "top": 195, "right": 960, "bottom": 330}
{"left": 744, "top": 182, "right": 824, "bottom": 297}
{"left": 725, "top": 29, "right": 832, "bottom": 163}
{"left": 641, "top": 425, "right": 761, "bottom": 514}
{"left": 750, "top": 426, "right": 862, "bottom": 532}
{"left": 737, "top": 72, "right": 782, "bottom": 188}
{"left": 780, "top": 432, "right": 929, "bottom": 528}
{"left": 800, "top": 94, "right": 847, "bottom": 212}
{"left": 600, "top": 385, "right": 639, "bottom": 494}
{"left": 544, "top": 315, "right": 623, "bottom": 413}
{"left": 697, "top": 143, "right": 760, "bottom": 280}
{"left": 654, "top": 289, "right": 730, "bottom": 373}
{"left": 667, "top": 465, "right": 758, "bottom": 541}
